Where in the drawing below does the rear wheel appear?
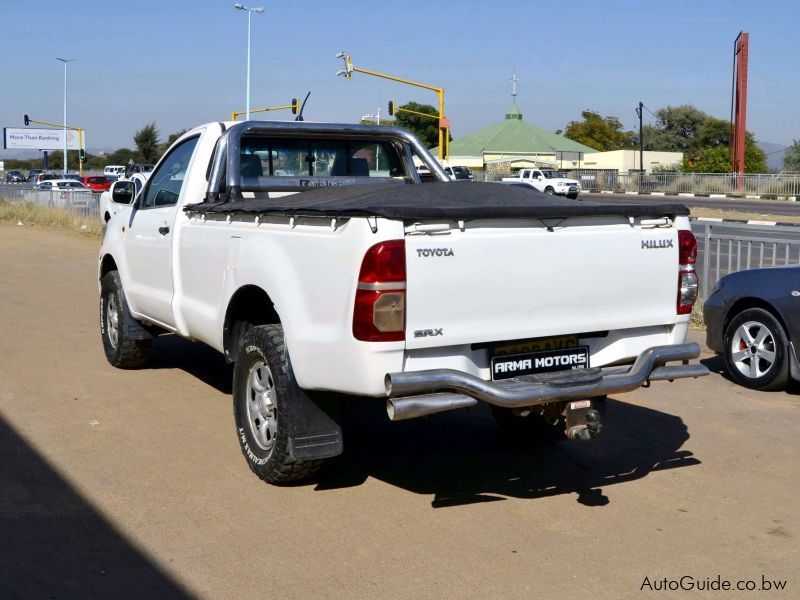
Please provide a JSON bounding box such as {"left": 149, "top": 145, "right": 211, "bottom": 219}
{"left": 723, "top": 308, "right": 790, "bottom": 391}
{"left": 232, "top": 324, "right": 323, "bottom": 484}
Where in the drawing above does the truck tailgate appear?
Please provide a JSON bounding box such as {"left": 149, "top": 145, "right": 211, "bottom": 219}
{"left": 404, "top": 218, "right": 680, "bottom": 350}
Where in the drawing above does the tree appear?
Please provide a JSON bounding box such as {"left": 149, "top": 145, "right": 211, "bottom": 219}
{"left": 683, "top": 146, "right": 729, "bottom": 173}
{"left": 743, "top": 135, "right": 768, "bottom": 173}
{"left": 159, "top": 129, "right": 189, "bottom": 155}
{"left": 108, "top": 147, "right": 140, "bottom": 165}
{"left": 563, "top": 111, "right": 634, "bottom": 151}
{"left": 642, "top": 106, "right": 767, "bottom": 172}
{"left": 642, "top": 105, "right": 709, "bottom": 152}
{"left": 393, "top": 102, "right": 447, "bottom": 149}
{"left": 134, "top": 122, "right": 161, "bottom": 163}
{"left": 784, "top": 140, "right": 800, "bottom": 172}
{"left": 359, "top": 118, "right": 396, "bottom": 126}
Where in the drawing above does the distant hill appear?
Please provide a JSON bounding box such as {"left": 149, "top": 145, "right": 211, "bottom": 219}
{"left": 758, "top": 142, "right": 787, "bottom": 172}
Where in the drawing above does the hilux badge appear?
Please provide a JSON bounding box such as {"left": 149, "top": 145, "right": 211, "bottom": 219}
{"left": 641, "top": 239, "right": 674, "bottom": 249}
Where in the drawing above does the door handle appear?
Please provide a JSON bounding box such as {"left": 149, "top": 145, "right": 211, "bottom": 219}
{"left": 158, "top": 225, "right": 170, "bottom": 236}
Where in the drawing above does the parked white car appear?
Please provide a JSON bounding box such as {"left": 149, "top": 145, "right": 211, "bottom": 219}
{"left": 104, "top": 165, "right": 127, "bottom": 178}
{"left": 502, "top": 168, "right": 581, "bottom": 198}
{"left": 98, "top": 121, "right": 707, "bottom": 485}
{"left": 35, "top": 179, "right": 91, "bottom": 190}
{"left": 99, "top": 173, "right": 149, "bottom": 224}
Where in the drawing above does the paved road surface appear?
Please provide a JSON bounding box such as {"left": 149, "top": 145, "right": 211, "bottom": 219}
{"left": 586, "top": 192, "right": 800, "bottom": 217}
{"left": 1, "top": 223, "right": 797, "bottom": 598}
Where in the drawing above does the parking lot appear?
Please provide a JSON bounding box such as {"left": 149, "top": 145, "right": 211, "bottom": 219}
{"left": 1, "top": 223, "right": 798, "bottom": 598}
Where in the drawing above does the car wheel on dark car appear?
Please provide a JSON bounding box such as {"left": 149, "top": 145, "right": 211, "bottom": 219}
{"left": 723, "top": 307, "right": 790, "bottom": 391}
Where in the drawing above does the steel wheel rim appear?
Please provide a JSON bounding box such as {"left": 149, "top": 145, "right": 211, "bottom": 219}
{"left": 246, "top": 360, "right": 278, "bottom": 453}
{"left": 106, "top": 295, "right": 120, "bottom": 349}
{"left": 730, "top": 320, "right": 776, "bottom": 379}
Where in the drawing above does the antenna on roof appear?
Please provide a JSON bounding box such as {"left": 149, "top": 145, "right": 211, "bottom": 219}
{"left": 510, "top": 71, "right": 519, "bottom": 104}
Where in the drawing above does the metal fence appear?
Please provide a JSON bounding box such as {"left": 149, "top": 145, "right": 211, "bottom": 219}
{"left": 691, "top": 221, "right": 800, "bottom": 295}
{"left": 472, "top": 170, "right": 800, "bottom": 196}
{"left": 0, "top": 183, "right": 101, "bottom": 220}
{"left": 567, "top": 171, "right": 800, "bottom": 197}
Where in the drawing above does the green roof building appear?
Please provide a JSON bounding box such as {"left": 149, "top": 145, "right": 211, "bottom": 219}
{"left": 438, "top": 104, "right": 598, "bottom": 173}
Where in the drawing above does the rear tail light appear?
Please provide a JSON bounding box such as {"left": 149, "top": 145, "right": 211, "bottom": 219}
{"left": 677, "top": 230, "right": 698, "bottom": 314}
{"left": 678, "top": 229, "right": 697, "bottom": 265}
{"left": 353, "top": 240, "right": 406, "bottom": 341}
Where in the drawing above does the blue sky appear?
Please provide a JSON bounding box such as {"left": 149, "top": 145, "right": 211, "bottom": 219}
{"left": 1, "top": 0, "right": 798, "bottom": 153}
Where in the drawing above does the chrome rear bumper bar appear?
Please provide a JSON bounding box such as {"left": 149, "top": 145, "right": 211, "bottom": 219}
{"left": 385, "top": 343, "right": 708, "bottom": 421}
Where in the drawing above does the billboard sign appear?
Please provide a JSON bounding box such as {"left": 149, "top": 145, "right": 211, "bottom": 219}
{"left": 3, "top": 127, "right": 83, "bottom": 150}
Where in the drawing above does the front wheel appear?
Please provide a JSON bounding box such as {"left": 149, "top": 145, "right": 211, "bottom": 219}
{"left": 232, "top": 324, "right": 323, "bottom": 484}
{"left": 723, "top": 308, "right": 790, "bottom": 390}
{"left": 100, "top": 271, "right": 151, "bottom": 368}
{"left": 544, "top": 186, "right": 555, "bottom": 195}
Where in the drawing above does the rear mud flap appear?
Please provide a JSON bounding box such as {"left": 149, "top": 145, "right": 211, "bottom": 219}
{"left": 287, "top": 392, "right": 343, "bottom": 460}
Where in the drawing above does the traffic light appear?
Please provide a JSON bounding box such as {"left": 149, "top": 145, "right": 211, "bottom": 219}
{"left": 291, "top": 98, "right": 299, "bottom": 115}
{"left": 388, "top": 101, "right": 395, "bottom": 116}
{"left": 79, "top": 149, "right": 86, "bottom": 162}
{"left": 24, "top": 114, "right": 29, "bottom": 126}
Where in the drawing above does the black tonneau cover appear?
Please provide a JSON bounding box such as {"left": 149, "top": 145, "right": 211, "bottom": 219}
{"left": 184, "top": 182, "right": 690, "bottom": 220}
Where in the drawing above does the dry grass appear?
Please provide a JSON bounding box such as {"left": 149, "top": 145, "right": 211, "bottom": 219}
{"left": 0, "top": 198, "right": 103, "bottom": 238}
{"left": 690, "top": 206, "right": 800, "bottom": 224}
{"left": 690, "top": 308, "right": 706, "bottom": 331}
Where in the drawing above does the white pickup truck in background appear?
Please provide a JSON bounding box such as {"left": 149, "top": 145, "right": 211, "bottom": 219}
{"left": 501, "top": 168, "right": 582, "bottom": 198}
{"left": 98, "top": 120, "right": 707, "bottom": 485}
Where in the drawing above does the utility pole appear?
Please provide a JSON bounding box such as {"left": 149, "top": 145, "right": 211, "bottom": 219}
{"left": 233, "top": 4, "right": 265, "bottom": 121}
{"left": 56, "top": 57, "right": 74, "bottom": 175}
{"left": 635, "top": 101, "right": 644, "bottom": 189}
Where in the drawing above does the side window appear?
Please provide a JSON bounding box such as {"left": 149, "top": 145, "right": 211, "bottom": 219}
{"left": 532, "top": 171, "right": 542, "bottom": 178}
{"left": 520, "top": 170, "right": 530, "bottom": 178}
{"left": 142, "top": 136, "right": 200, "bottom": 208}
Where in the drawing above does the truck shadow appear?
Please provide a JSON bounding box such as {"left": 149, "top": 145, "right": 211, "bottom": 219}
{"left": 0, "top": 415, "right": 193, "bottom": 599}
{"left": 143, "top": 336, "right": 699, "bottom": 507}
{"left": 317, "top": 399, "right": 699, "bottom": 508}
{"left": 148, "top": 334, "right": 234, "bottom": 394}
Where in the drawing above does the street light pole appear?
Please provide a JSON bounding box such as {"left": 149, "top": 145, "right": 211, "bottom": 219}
{"left": 57, "top": 57, "right": 74, "bottom": 175}
{"left": 233, "top": 4, "right": 264, "bottom": 121}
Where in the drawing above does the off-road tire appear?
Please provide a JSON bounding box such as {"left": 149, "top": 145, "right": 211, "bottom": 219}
{"left": 723, "top": 307, "right": 790, "bottom": 391}
{"left": 544, "top": 186, "right": 555, "bottom": 195}
{"left": 100, "top": 271, "right": 151, "bottom": 368}
{"left": 232, "top": 324, "right": 323, "bottom": 484}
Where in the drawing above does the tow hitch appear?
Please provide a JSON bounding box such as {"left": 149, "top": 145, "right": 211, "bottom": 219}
{"left": 564, "top": 400, "right": 602, "bottom": 441}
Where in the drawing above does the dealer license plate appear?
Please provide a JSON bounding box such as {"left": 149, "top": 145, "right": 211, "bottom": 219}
{"left": 491, "top": 346, "right": 590, "bottom": 381}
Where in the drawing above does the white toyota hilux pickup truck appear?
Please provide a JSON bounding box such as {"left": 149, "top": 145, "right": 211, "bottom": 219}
{"left": 501, "top": 168, "right": 582, "bottom": 198}
{"left": 98, "top": 121, "right": 707, "bottom": 485}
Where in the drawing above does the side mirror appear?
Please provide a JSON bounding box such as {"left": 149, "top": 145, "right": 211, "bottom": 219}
{"left": 111, "top": 181, "right": 135, "bottom": 204}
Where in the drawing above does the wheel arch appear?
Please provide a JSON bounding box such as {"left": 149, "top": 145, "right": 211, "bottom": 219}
{"left": 100, "top": 254, "right": 118, "bottom": 280}
{"left": 723, "top": 297, "right": 789, "bottom": 338}
{"left": 223, "top": 285, "right": 281, "bottom": 362}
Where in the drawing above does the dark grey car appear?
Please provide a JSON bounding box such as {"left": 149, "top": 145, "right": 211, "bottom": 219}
{"left": 703, "top": 266, "right": 800, "bottom": 390}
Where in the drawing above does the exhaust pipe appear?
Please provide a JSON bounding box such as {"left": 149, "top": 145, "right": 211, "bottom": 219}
{"left": 387, "top": 393, "right": 478, "bottom": 421}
